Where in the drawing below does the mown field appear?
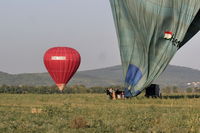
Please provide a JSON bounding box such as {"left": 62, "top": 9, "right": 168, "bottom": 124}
{"left": 0, "top": 94, "right": 200, "bottom": 133}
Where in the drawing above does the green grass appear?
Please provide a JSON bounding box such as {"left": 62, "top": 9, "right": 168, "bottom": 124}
{"left": 0, "top": 94, "right": 200, "bottom": 133}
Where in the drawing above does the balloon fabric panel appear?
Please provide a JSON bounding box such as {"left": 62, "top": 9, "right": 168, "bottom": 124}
{"left": 110, "top": 0, "right": 200, "bottom": 97}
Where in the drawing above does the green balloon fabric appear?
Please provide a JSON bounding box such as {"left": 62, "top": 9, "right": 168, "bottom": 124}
{"left": 110, "top": 0, "right": 200, "bottom": 97}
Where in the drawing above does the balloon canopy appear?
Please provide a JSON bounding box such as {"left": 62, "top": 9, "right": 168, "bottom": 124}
{"left": 110, "top": 0, "right": 200, "bottom": 97}
{"left": 43, "top": 47, "right": 81, "bottom": 91}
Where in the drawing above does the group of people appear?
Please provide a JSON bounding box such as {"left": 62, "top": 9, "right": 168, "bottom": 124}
{"left": 106, "top": 88, "right": 125, "bottom": 100}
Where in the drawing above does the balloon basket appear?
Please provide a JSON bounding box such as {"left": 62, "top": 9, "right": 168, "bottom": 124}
{"left": 145, "top": 84, "right": 162, "bottom": 98}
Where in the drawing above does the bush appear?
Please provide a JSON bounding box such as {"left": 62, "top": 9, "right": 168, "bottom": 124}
{"left": 70, "top": 117, "right": 88, "bottom": 129}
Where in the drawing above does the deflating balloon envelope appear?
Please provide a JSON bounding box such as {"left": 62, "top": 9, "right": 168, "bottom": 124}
{"left": 110, "top": 0, "right": 200, "bottom": 97}
{"left": 43, "top": 47, "right": 81, "bottom": 91}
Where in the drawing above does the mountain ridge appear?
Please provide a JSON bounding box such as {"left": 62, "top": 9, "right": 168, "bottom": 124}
{"left": 0, "top": 65, "right": 200, "bottom": 88}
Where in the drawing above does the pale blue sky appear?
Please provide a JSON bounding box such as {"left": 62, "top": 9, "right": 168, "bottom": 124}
{"left": 0, "top": 0, "right": 199, "bottom": 74}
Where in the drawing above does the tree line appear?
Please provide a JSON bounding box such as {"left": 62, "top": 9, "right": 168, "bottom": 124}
{"left": 0, "top": 84, "right": 199, "bottom": 94}
{"left": 0, "top": 85, "right": 122, "bottom": 94}
{"left": 162, "top": 86, "right": 200, "bottom": 93}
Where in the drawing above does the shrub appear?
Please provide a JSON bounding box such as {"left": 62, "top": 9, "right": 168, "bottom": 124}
{"left": 70, "top": 116, "right": 88, "bottom": 129}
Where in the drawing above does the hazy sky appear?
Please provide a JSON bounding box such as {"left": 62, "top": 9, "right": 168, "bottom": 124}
{"left": 0, "top": 0, "right": 199, "bottom": 74}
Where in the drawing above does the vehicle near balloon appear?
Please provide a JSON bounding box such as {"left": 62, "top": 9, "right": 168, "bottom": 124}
{"left": 43, "top": 47, "right": 81, "bottom": 91}
{"left": 110, "top": 0, "right": 200, "bottom": 97}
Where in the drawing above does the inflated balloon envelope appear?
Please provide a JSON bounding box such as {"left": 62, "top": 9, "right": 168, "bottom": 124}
{"left": 110, "top": 0, "right": 200, "bottom": 97}
{"left": 44, "top": 47, "right": 81, "bottom": 91}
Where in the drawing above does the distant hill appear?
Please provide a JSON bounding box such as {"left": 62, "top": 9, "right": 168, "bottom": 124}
{"left": 0, "top": 65, "right": 200, "bottom": 88}
{"left": 154, "top": 65, "right": 200, "bottom": 87}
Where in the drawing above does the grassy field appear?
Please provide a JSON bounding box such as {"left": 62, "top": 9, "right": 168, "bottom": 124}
{"left": 0, "top": 94, "right": 200, "bottom": 133}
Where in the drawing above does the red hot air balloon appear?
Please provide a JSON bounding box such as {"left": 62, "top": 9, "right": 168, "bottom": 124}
{"left": 43, "top": 47, "right": 81, "bottom": 91}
